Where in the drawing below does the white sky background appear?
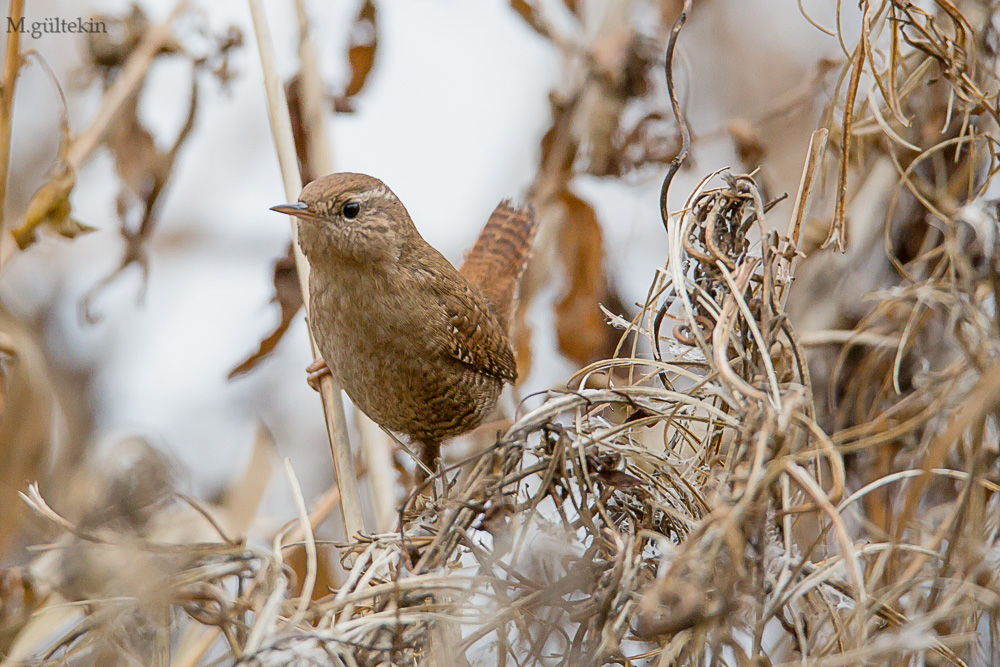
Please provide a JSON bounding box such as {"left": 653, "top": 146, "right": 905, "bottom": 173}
{"left": 0, "top": 0, "right": 848, "bottom": 519}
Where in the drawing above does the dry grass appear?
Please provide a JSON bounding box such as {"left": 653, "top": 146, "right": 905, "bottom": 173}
{"left": 2, "top": 1, "right": 1000, "bottom": 666}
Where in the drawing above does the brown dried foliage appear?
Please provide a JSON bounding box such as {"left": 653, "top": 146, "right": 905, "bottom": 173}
{"left": 79, "top": 5, "right": 241, "bottom": 322}
{"left": 229, "top": 246, "right": 303, "bottom": 379}
{"left": 554, "top": 190, "right": 621, "bottom": 365}
{"left": 340, "top": 0, "right": 378, "bottom": 103}
{"left": 515, "top": 1, "right": 683, "bottom": 374}
{"left": 6, "top": 1, "right": 1000, "bottom": 666}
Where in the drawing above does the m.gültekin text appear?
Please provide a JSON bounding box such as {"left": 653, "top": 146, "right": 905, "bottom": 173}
{"left": 6, "top": 17, "right": 108, "bottom": 39}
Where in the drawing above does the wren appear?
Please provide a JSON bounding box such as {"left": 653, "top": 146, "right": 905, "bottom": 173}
{"left": 271, "top": 173, "right": 536, "bottom": 473}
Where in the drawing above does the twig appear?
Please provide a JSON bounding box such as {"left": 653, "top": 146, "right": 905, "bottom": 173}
{"left": 292, "top": 0, "right": 398, "bottom": 537}
{"left": 658, "top": 0, "right": 693, "bottom": 232}
{"left": 284, "top": 481, "right": 342, "bottom": 545}
{"left": 292, "top": 0, "right": 332, "bottom": 176}
{"left": 247, "top": 0, "right": 368, "bottom": 541}
{"left": 825, "top": 41, "right": 863, "bottom": 252}
{"left": 786, "top": 128, "right": 828, "bottom": 250}
{"left": 0, "top": 0, "right": 24, "bottom": 241}
{"left": 284, "top": 459, "right": 317, "bottom": 627}
{"left": 65, "top": 0, "right": 189, "bottom": 170}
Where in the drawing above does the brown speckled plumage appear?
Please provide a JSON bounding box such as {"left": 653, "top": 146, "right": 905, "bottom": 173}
{"left": 274, "top": 173, "right": 536, "bottom": 471}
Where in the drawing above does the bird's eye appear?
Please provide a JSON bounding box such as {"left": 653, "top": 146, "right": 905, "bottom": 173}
{"left": 342, "top": 201, "right": 361, "bottom": 219}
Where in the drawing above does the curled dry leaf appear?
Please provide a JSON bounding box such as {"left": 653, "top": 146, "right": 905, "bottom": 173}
{"left": 285, "top": 76, "right": 314, "bottom": 183}
{"left": 333, "top": 0, "right": 378, "bottom": 112}
{"left": 73, "top": 4, "right": 241, "bottom": 322}
{"left": 11, "top": 165, "right": 95, "bottom": 250}
{"left": 727, "top": 118, "right": 766, "bottom": 171}
{"left": 110, "top": 65, "right": 199, "bottom": 230}
{"left": 554, "top": 190, "right": 626, "bottom": 365}
{"left": 228, "top": 245, "right": 303, "bottom": 378}
{"left": 80, "top": 69, "right": 200, "bottom": 323}
{"left": 86, "top": 4, "right": 152, "bottom": 79}
{"left": 10, "top": 66, "right": 95, "bottom": 251}
{"left": 345, "top": 0, "right": 377, "bottom": 97}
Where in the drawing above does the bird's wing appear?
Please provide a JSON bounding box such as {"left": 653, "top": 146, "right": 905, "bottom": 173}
{"left": 459, "top": 200, "right": 537, "bottom": 329}
{"left": 438, "top": 282, "right": 518, "bottom": 383}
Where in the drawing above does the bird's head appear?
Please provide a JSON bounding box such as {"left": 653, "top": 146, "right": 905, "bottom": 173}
{"left": 271, "top": 173, "right": 415, "bottom": 264}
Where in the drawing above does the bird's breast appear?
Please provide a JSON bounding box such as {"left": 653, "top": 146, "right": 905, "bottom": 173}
{"left": 305, "top": 262, "right": 502, "bottom": 442}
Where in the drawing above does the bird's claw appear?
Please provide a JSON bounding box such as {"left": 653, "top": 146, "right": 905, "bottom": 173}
{"left": 306, "top": 357, "right": 331, "bottom": 391}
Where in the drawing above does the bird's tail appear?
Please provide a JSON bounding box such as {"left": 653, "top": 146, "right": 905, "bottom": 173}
{"left": 460, "top": 200, "right": 537, "bottom": 330}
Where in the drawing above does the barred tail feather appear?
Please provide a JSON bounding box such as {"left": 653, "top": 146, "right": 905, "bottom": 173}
{"left": 460, "top": 200, "right": 537, "bottom": 330}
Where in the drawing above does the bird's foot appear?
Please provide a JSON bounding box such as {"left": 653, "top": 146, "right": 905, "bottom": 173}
{"left": 306, "top": 357, "right": 331, "bottom": 391}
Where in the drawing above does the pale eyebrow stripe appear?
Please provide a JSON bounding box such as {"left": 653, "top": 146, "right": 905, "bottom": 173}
{"left": 352, "top": 184, "right": 390, "bottom": 203}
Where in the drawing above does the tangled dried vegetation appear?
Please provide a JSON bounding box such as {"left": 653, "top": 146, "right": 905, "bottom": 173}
{"left": 3, "top": 0, "right": 1000, "bottom": 666}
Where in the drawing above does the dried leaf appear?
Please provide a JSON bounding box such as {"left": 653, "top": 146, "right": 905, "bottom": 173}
{"left": 343, "top": 0, "right": 378, "bottom": 100}
{"left": 285, "top": 75, "right": 317, "bottom": 183}
{"left": 727, "top": 118, "right": 766, "bottom": 170}
{"left": 11, "top": 166, "right": 94, "bottom": 249}
{"left": 106, "top": 68, "right": 198, "bottom": 239}
{"left": 75, "top": 4, "right": 238, "bottom": 322}
{"left": 554, "top": 190, "right": 625, "bottom": 365}
{"left": 285, "top": 545, "right": 338, "bottom": 603}
{"left": 86, "top": 4, "right": 150, "bottom": 76}
{"left": 228, "top": 245, "right": 304, "bottom": 378}
{"left": 82, "top": 65, "right": 200, "bottom": 322}
{"left": 538, "top": 96, "right": 579, "bottom": 192}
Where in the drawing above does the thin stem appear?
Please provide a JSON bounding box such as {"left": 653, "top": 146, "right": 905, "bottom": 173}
{"left": 247, "top": 0, "right": 368, "bottom": 541}
{"left": 0, "top": 0, "right": 24, "bottom": 264}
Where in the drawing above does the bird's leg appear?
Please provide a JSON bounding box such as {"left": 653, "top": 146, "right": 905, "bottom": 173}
{"left": 416, "top": 440, "right": 441, "bottom": 485}
{"left": 305, "top": 357, "right": 331, "bottom": 391}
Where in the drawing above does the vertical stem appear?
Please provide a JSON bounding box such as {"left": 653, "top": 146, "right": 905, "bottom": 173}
{"left": 292, "top": 0, "right": 397, "bottom": 533}
{"left": 292, "top": 0, "right": 331, "bottom": 176}
{"left": 0, "top": 0, "right": 25, "bottom": 250}
{"left": 247, "top": 0, "right": 368, "bottom": 540}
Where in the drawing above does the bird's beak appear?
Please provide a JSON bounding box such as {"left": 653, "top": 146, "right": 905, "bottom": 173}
{"left": 270, "top": 202, "right": 315, "bottom": 218}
